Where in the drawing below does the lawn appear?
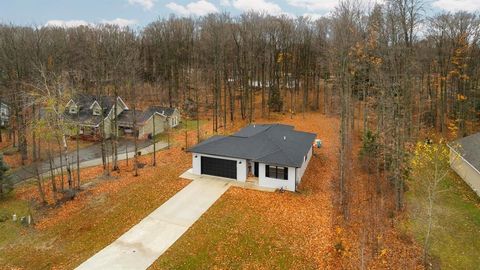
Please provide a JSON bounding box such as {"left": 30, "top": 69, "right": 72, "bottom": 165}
{"left": 0, "top": 193, "right": 31, "bottom": 246}
{"left": 405, "top": 169, "right": 480, "bottom": 269}
{"left": 0, "top": 148, "right": 190, "bottom": 269}
{"left": 152, "top": 120, "right": 205, "bottom": 144}
{"left": 0, "top": 113, "right": 426, "bottom": 269}
{"left": 179, "top": 119, "right": 205, "bottom": 131}
{"left": 152, "top": 189, "right": 318, "bottom": 269}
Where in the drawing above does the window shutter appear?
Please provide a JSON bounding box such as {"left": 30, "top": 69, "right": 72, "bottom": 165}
{"left": 266, "top": 165, "right": 270, "bottom": 177}
{"left": 284, "top": 167, "right": 288, "bottom": 180}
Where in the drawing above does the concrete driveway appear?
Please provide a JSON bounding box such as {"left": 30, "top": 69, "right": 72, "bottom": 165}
{"left": 75, "top": 178, "right": 230, "bottom": 270}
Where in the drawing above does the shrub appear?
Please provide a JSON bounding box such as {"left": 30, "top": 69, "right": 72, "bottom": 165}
{"left": 0, "top": 209, "right": 9, "bottom": 222}
{"left": 334, "top": 241, "right": 345, "bottom": 253}
{"left": 0, "top": 153, "right": 11, "bottom": 197}
{"left": 268, "top": 88, "right": 283, "bottom": 112}
{"left": 359, "top": 130, "right": 381, "bottom": 172}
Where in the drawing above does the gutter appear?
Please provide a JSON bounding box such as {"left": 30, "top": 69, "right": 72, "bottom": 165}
{"left": 447, "top": 144, "right": 480, "bottom": 175}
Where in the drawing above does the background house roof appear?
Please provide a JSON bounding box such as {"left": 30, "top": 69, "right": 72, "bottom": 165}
{"left": 450, "top": 133, "right": 480, "bottom": 172}
{"left": 117, "top": 109, "right": 166, "bottom": 127}
{"left": 147, "top": 106, "right": 177, "bottom": 117}
{"left": 188, "top": 124, "right": 316, "bottom": 168}
{"left": 64, "top": 95, "right": 118, "bottom": 126}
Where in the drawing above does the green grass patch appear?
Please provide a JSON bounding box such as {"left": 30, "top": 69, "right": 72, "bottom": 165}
{"left": 405, "top": 171, "right": 480, "bottom": 269}
{"left": 179, "top": 119, "right": 205, "bottom": 131}
{"left": 0, "top": 192, "right": 32, "bottom": 246}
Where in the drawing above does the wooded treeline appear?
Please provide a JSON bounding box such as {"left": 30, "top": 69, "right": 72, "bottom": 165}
{"left": 0, "top": 1, "right": 479, "bottom": 210}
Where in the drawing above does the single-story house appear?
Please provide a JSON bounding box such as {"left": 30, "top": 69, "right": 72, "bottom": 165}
{"left": 448, "top": 133, "right": 480, "bottom": 197}
{"left": 117, "top": 108, "right": 166, "bottom": 139}
{"left": 117, "top": 106, "right": 181, "bottom": 139}
{"left": 147, "top": 106, "right": 181, "bottom": 128}
{"left": 64, "top": 95, "right": 129, "bottom": 139}
{"left": 188, "top": 124, "right": 316, "bottom": 192}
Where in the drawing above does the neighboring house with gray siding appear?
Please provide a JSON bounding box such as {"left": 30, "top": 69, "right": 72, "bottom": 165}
{"left": 188, "top": 124, "right": 316, "bottom": 192}
{"left": 64, "top": 95, "right": 129, "bottom": 139}
{"left": 63, "top": 94, "right": 181, "bottom": 141}
{"left": 448, "top": 133, "right": 480, "bottom": 197}
{"left": 117, "top": 106, "right": 181, "bottom": 139}
{"left": 148, "top": 106, "right": 181, "bottom": 129}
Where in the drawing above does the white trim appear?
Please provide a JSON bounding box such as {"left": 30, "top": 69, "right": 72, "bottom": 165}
{"left": 448, "top": 144, "right": 480, "bottom": 175}
{"left": 89, "top": 100, "right": 101, "bottom": 110}
{"left": 66, "top": 99, "right": 76, "bottom": 107}
{"left": 116, "top": 96, "right": 129, "bottom": 110}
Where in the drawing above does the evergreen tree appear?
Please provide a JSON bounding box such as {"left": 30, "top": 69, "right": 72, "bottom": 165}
{"left": 0, "top": 153, "right": 11, "bottom": 196}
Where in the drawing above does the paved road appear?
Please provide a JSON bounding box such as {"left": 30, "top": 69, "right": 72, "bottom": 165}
{"left": 75, "top": 178, "right": 230, "bottom": 270}
{"left": 10, "top": 139, "right": 153, "bottom": 184}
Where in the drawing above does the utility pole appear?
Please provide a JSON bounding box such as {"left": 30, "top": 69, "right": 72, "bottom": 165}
{"left": 152, "top": 112, "right": 156, "bottom": 166}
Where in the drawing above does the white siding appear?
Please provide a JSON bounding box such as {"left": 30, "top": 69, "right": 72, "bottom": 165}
{"left": 449, "top": 149, "right": 480, "bottom": 197}
{"left": 191, "top": 153, "right": 247, "bottom": 182}
{"left": 296, "top": 146, "right": 313, "bottom": 184}
{"left": 258, "top": 163, "right": 296, "bottom": 191}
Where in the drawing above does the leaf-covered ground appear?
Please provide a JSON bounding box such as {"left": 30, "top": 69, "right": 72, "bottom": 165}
{"left": 0, "top": 147, "right": 190, "bottom": 269}
{"left": 0, "top": 113, "right": 425, "bottom": 269}
{"left": 152, "top": 113, "right": 339, "bottom": 269}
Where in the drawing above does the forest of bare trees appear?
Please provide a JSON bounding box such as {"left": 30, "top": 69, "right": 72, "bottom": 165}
{"left": 0, "top": 0, "right": 479, "bottom": 214}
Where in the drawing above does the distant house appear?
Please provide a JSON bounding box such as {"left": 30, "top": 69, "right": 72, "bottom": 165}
{"left": 0, "top": 102, "right": 9, "bottom": 127}
{"left": 64, "top": 95, "right": 129, "bottom": 139}
{"left": 150, "top": 106, "right": 181, "bottom": 128}
{"left": 188, "top": 124, "right": 316, "bottom": 192}
{"left": 63, "top": 95, "right": 181, "bottom": 140}
{"left": 448, "top": 133, "right": 480, "bottom": 197}
{"left": 117, "top": 106, "right": 181, "bottom": 139}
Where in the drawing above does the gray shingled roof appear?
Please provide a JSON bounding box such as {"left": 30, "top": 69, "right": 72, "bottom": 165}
{"left": 63, "top": 95, "right": 117, "bottom": 126}
{"left": 450, "top": 133, "right": 480, "bottom": 172}
{"left": 148, "top": 106, "right": 177, "bottom": 117}
{"left": 188, "top": 124, "right": 316, "bottom": 168}
{"left": 117, "top": 108, "right": 167, "bottom": 127}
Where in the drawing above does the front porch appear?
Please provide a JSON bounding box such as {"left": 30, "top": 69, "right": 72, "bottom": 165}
{"left": 180, "top": 169, "right": 275, "bottom": 193}
{"left": 69, "top": 126, "right": 102, "bottom": 141}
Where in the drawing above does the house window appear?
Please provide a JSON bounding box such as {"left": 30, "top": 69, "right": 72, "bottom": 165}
{"left": 69, "top": 106, "right": 77, "bottom": 114}
{"left": 93, "top": 108, "right": 101, "bottom": 116}
{"left": 265, "top": 165, "right": 288, "bottom": 180}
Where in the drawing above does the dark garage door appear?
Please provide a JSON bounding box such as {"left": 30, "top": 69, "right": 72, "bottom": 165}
{"left": 201, "top": 156, "right": 237, "bottom": 179}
